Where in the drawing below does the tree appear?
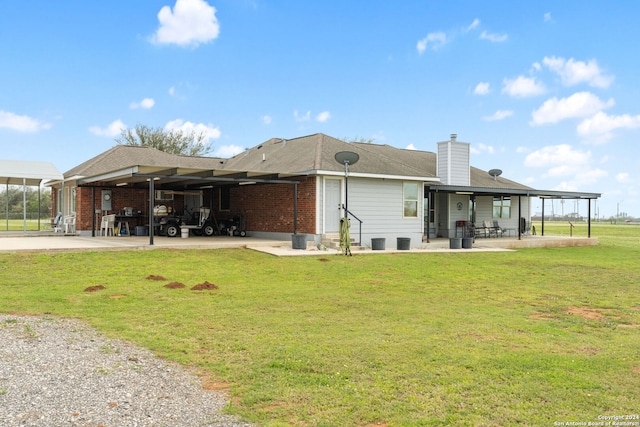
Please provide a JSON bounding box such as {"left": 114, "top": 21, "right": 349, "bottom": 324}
{"left": 341, "top": 135, "right": 375, "bottom": 144}
{"left": 116, "top": 123, "right": 212, "bottom": 156}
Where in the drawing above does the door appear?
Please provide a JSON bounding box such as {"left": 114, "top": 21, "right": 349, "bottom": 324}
{"left": 324, "top": 178, "right": 342, "bottom": 233}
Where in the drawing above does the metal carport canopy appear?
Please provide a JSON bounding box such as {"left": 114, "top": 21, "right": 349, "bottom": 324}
{"left": 0, "top": 159, "right": 64, "bottom": 232}
{"left": 429, "top": 184, "right": 601, "bottom": 199}
{"left": 76, "top": 164, "right": 301, "bottom": 245}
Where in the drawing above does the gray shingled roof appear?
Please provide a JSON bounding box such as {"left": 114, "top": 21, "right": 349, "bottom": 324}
{"left": 63, "top": 135, "right": 534, "bottom": 192}
{"left": 64, "top": 145, "right": 223, "bottom": 178}
{"left": 222, "top": 133, "right": 438, "bottom": 178}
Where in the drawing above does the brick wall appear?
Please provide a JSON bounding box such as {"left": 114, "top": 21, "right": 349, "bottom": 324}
{"left": 228, "top": 176, "right": 316, "bottom": 234}
{"left": 75, "top": 185, "right": 151, "bottom": 232}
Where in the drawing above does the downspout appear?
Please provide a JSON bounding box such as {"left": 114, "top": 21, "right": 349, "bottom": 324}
{"left": 293, "top": 183, "right": 298, "bottom": 234}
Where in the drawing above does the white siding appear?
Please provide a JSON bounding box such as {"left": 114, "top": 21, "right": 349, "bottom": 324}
{"left": 437, "top": 141, "right": 470, "bottom": 186}
{"left": 345, "top": 178, "right": 423, "bottom": 248}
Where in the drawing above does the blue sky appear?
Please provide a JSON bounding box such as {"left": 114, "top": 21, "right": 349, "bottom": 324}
{"left": 1, "top": 1, "right": 638, "bottom": 218}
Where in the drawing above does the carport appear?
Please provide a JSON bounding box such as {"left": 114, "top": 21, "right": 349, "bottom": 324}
{"left": 0, "top": 159, "right": 64, "bottom": 233}
{"left": 75, "top": 162, "right": 301, "bottom": 245}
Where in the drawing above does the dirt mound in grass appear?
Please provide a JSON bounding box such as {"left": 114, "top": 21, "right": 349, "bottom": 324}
{"left": 566, "top": 306, "right": 604, "bottom": 320}
{"left": 191, "top": 281, "right": 219, "bottom": 291}
{"left": 84, "top": 285, "right": 106, "bottom": 292}
{"left": 146, "top": 275, "right": 167, "bottom": 281}
{"left": 164, "top": 282, "right": 186, "bottom": 289}
{"left": 317, "top": 258, "right": 330, "bottom": 262}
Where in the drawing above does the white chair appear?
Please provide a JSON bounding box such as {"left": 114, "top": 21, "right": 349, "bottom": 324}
{"left": 100, "top": 214, "right": 116, "bottom": 236}
{"left": 51, "top": 213, "right": 63, "bottom": 233}
{"left": 64, "top": 214, "right": 76, "bottom": 234}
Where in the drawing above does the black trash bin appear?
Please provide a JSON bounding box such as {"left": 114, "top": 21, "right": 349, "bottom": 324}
{"left": 371, "top": 238, "right": 386, "bottom": 250}
{"left": 291, "top": 234, "right": 307, "bottom": 250}
{"left": 462, "top": 237, "right": 473, "bottom": 249}
{"left": 396, "top": 237, "right": 410, "bottom": 250}
{"left": 449, "top": 237, "right": 462, "bottom": 249}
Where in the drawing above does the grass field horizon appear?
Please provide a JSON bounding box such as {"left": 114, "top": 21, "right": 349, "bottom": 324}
{"left": 1, "top": 222, "right": 639, "bottom": 426}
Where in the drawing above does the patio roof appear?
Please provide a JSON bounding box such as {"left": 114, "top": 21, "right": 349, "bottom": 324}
{"left": 0, "top": 159, "right": 63, "bottom": 186}
{"left": 430, "top": 183, "right": 601, "bottom": 199}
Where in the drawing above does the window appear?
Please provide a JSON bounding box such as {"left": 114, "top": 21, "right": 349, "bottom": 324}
{"left": 493, "top": 196, "right": 511, "bottom": 218}
{"left": 403, "top": 182, "right": 419, "bottom": 217}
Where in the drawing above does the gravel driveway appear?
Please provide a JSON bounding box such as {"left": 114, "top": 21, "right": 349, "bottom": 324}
{"left": 0, "top": 315, "right": 254, "bottom": 427}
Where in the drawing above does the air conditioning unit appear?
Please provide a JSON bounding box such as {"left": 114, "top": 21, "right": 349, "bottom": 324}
{"left": 155, "top": 190, "right": 174, "bottom": 200}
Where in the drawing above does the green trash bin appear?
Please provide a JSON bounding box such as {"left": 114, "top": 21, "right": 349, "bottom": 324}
{"left": 371, "top": 238, "right": 386, "bottom": 250}
{"left": 291, "top": 234, "right": 307, "bottom": 250}
{"left": 396, "top": 237, "right": 410, "bottom": 250}
{"left": 449, "top": 238, "right": 462, "bottom": 249}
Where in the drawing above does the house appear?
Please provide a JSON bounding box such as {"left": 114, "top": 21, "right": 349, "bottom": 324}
{"left": 48, "top": 133, "right": 601, "bottom": 247}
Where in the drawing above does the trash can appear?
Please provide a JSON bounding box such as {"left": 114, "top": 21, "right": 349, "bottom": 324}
{"left": 371, "top": 238, "right": 386, "bottom": 250}
{"left": 181, "top": 227, "right": 189, "bottom": 238}
{"left": 396, "top": 237, "right": 410, "bottom": 250}
{"left": 449, "top": 237, "right": 462, "bottom": 249}
{"left": 291, "top": 234, "right": 307, "bottom": 250}
{"left": 135, "top": 226, "right": 148, "bottom": 236}
{"left": 462, "top": 237, "right": 473, "bottom": 249}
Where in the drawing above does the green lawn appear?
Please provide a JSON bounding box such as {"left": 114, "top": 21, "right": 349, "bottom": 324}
{"left": 1, "top": 222, "right": 639, "bottom": 426}
{"left": 0, "top": 218, "right": 50, "bottom": 231}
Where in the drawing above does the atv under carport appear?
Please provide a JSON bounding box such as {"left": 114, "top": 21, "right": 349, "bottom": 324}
{"left": 159, "top": 207, "right": 216, "bottom": 237}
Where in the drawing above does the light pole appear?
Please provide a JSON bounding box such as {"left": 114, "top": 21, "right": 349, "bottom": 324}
{"left": 335, "top": 151, "right": 359, "bottom": 255}
{"left": 617, "top": 200, "right": 624, "bottom": 218}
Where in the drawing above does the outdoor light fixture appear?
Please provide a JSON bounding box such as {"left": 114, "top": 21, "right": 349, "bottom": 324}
{"left": 334, "top": 151, "right": 360, "bottom": 219}
{"left": 334, "top": 151, "right": 360, "bottom": 256}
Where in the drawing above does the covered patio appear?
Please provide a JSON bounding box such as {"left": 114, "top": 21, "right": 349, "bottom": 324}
{"left": 0, "top": 159, "right": 64, "bottom": 233}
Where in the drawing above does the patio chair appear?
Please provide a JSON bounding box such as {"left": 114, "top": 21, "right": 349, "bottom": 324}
{"left": 482, "top": 220, "right": 500, "bottom": 238}
{"left": 51, "top": 212, "right": 63, "bottom": 233}
{"left": 64, "top": 214, "right": 76, "bottom": 234}
{"left": 100, "top": 214, "right": 116, "bottom": 236}
{"left": 492, "top": 220, "right": 505, "bottom": 237}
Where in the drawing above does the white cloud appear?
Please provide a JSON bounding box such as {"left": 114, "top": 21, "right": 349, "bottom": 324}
{"left": 417, "top": 31, "right": 447, "bottom": 54}
{"left": 406, "top": 143, "right": 416, "bottom": 150}
{"left": 577, "top": 111, "right": 640, "bottom": 142}
{"left": 480, "top": 30, "right": 508, "bottom": 43}
{"left": 0, "top": 110, "right": 51, "bottom": 132}
{"left": 542, "top": 56, "right": 614, "bottom": 88}
{"left": 524, "top": 144, "right": 591, "bottom": 173}
{"left": 466, "top": 19, "right": 480, "bottom": 32}
{"left": 261, "top": 115, "right": 272, "bottom": 125}
{"left": 130, "top": 98, "right": 155, "bottom": 109}
{"left": 523, "top": 143, "right": 606, "bottom": 189}
{"left": 150, "top": 0, "right": 220, "bottom": 47}
{"left": 502, "top": 76, "right": 546, "bottom": 97}
{"left": 616, "top": 172, "right": 630, "bottom": 183}
{"left": 544, "top": 12, "right": 552, "bottom": 23}
{"left": 164, "top": 119, "right": 221, "bottom": 142}
{"left": 530, "top": 92, "right": 615, "bottom": 125}
{"left": 168, "top": 86, "right": 176, "bottom": 96}
{"left": 470, "top": 143, "right": 495, "bottom": 155}
{"left": 213, "top": 144, "right": 244, "bottom": 157}
{"left": 316, "top": 111, "right": 331, "bottom": 123}
{"left": 294, "top": 110, "right": 311, "bottom": 122}
{"left": 483, "top": 110, "right": 513, "bottom": 122}
{"left": 89, "top": 119, "right": 126, "bottom": 137}
{"left": 473, "top": 82, "right": 490, "bottom": 95}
